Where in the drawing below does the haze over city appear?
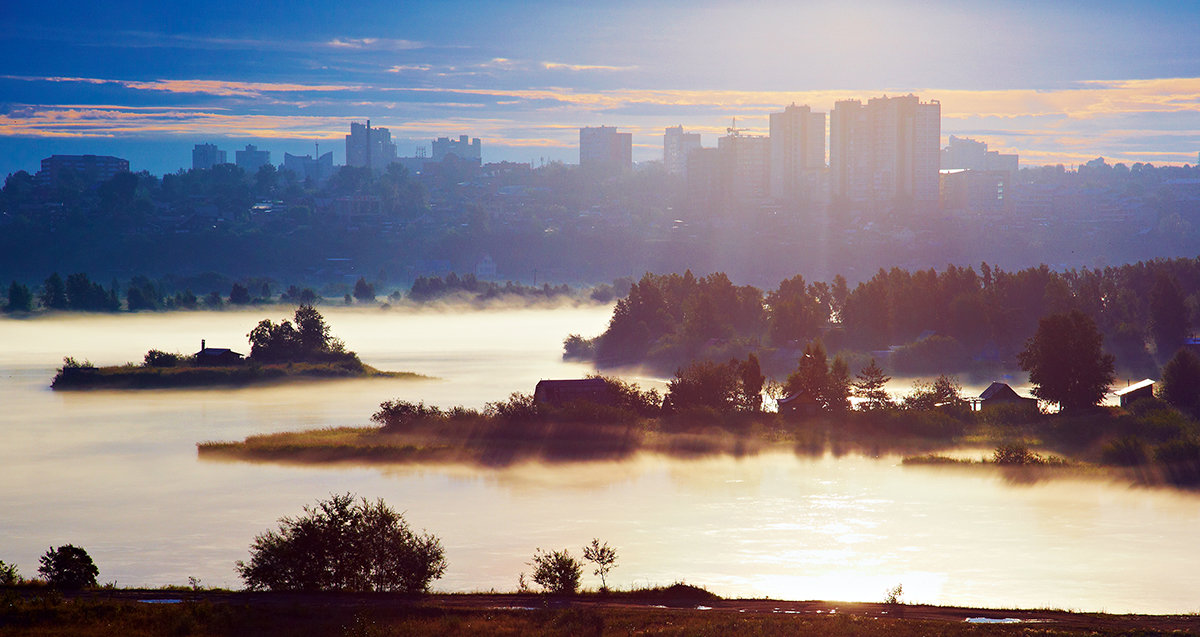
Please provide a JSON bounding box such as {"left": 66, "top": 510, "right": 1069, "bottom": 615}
{"left": 5, "top": 0, "right": 1200, "bottom": 175}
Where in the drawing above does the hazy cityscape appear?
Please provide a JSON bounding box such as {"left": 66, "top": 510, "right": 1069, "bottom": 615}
{"left": 5, "top": 1, "right": 1200, "bottom": 635}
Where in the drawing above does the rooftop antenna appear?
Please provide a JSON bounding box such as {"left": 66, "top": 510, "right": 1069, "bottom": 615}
{"left": 727, "top": 117, "right": 744, "bottom": 136}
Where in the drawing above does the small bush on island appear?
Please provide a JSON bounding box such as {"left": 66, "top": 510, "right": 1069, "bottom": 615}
{"left": 236, "top": 493, "right": 446, "bottom": 593}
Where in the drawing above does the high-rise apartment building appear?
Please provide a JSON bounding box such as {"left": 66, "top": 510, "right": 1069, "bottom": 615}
{"left": 769, "top": 104, "right": 826, "bottom": 202}
{"left": 432, "top": 135, "right": 482, "bottom": 164}
{"left": 830, "top": 95, "right": 941, "bottom": 210}
{"left": 38, "top": 154, "right": 129, "bottom": 186}
{"left": 717, "top": 126, "right": 770, "bottom": 205}
{"left": 664, "top": 126, "right": 702, "bottom": 176}
{"left": 235, "top": 144, "right": 271, "bottom": 173}
{"left": 579, "top": 126, "right": 632, "bottom": 176}
{"left": 192, "top": 143, "right": 226, "bottom": 171}
{"left": 345, "top": 120, "right": 397, "bottom": 172}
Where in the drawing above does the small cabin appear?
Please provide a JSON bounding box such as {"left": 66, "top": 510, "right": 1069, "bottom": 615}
{"left": 534, "top": 378, "right": 614, "bottom": 406}
{"left": 1114, "top": 379, "right": 1155, "bottom": 408}
{"left": 777, "top": 390, "right": 821, "bottom": 417}
{"left": 974, "top": 382, "right": 1037, "bottom": 411}
{"left": 194, "top": 339, "right": 244, "bottom": 366}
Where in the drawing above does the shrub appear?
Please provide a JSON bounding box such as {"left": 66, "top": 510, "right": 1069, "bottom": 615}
{"left": 529, "top": 548, "right": 582, "bottom": 595}
{"left": 38, "top": 545, "right": 98, "bottom": 589}
{"left": 236, "top": 493, "right": 446, "bottom": 593}
{"left": 992, "top": 443, "right": 1045, "bottom": 465}
{"left": 143, "top": 349, "right": 182, "bottom": 367}
{"left": 371, "top": 400, "right": 446, "bottom": 431}
{"left": 1100, "top": 436, "right": 1149, "bottom": 466}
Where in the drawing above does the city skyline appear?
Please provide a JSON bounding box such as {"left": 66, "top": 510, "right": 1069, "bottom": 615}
{"left": 5, "top": 1, "right": 1200, "bottom": 177}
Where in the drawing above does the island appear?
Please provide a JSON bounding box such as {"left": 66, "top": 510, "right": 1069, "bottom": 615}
{"left": 51, "top": 305, "right": 425, "bottom": 389}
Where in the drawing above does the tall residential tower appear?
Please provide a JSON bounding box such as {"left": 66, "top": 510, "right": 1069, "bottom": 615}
{"left": 769, "top": 104, "right": 826, "bottom": 203}
{"left": 830, "top": 95, "right": 940, "bottom": 210}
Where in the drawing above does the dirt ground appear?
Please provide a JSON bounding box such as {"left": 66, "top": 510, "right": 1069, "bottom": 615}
{"left": 60, "top": 589, "right": 1200, "bottom": 634}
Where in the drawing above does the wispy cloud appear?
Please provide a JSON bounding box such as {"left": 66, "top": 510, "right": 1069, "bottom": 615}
{"left": 8, "top": 75, "right": 358, "bottom": 97}
{"left": 542, "top": 62, "right": 638, "bottom": 72}
{"left": 326, "top": 37, "right": 423, "bottom": 51}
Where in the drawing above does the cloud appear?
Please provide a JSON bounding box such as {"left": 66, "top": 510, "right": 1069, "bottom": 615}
{"left": 8, "top": 75, "right": 357, "bottom": 98}
{"left": 387, "top": 64, "right": 433, "bottom": 73}
{"left": 542, "top": 62, "right": 638, "bottom": 72}
{"left": 326, "top": 37, "right": 423, "bottom": 51}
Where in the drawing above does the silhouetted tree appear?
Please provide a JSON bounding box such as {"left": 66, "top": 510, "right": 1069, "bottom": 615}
{"left": 738, "top": 353, "right": 765, "bottom": 412}
{"left": 6, "top": 282, "right": 32, "bottom": 313}
{"left": 39, "top": 273, "right": 68, "bottom": 310}
{"left": 1160, "top": 348, "right": 1200, "bottom": 417}
{"left": 38, "top": 545, "right": 98, "bottom": 590}
{"left": 1149, "top": 272, "right": 1189, "bottom": 357}
{"left": 353, "top": 277, "right": 376, "bottom": 303}
{"left": 529, "top": 548, "right": 582, "bottom": 595}
{"left": 582, "top": 539, "right": 618, "bottom": 592}
{"left": 853, "top": 359, "right": 893, "bottom": 411}
{"left": 1018, "top": 310, "right": 1115, "bottom": 412}
{"left": 236, "top": 493, "right": 446, "bottom": 593}
{"left": 229, "top": 283, "right": 251, "bottom": 305}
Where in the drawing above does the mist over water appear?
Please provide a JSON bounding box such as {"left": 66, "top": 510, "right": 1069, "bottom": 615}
{"left": 2, "top": 306, "right": 1198, "bottom": 613}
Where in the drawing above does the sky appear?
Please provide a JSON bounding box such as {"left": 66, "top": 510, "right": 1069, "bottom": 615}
{"left": 5, "top": 0, "right": 1200, "bottom": 177}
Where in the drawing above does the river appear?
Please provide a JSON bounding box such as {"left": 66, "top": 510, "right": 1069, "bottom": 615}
{"left": 1, "top": 304, "right": 1197, "bottom": 614}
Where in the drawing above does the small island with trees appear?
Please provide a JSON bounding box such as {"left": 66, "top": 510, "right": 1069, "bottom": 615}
{"left": 50, "top": 305, "right": 423, "bottom": 389}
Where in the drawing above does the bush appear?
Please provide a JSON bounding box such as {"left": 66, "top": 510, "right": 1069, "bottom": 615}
{"left": 38, "top": 545, "right": 98, "bottom": 589}
{"left": 529, "top": 548, "right": 582, "bottom": 595}
{"left": 143, "top": 349, "right": 183, "bottom": 367}
{"left": 992, "top": 443, "right": 1046, "bottom": 465}
{"left": 1100, "top": 436, "right": 1149, "bottom": 466}
{"left": 236, "top": 493, "right": 446, "bottom": 592}
{"left": 371, "top": 400, "right": 446, "bottom": 431}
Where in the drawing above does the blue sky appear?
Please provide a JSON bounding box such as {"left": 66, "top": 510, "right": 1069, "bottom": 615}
{"left": 5, "top": 0, "right": 1200, "bottom": 176}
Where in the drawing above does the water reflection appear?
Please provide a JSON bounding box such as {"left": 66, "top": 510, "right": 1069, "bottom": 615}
{"left": 1, "top": 306, "right": 1199, "bottom": 614}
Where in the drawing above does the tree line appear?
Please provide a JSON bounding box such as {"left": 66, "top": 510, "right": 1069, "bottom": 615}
{"left": 570, "top": 259, "right": 1200, "bottom": 375}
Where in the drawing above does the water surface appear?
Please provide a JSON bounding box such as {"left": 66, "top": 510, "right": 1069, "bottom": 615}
{"left": 1, "top": 306, "right": 1197, "bottom": 613}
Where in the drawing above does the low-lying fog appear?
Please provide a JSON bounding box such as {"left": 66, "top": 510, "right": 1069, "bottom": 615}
{"left": 1, "top": 305, "right": 1195, "bottom": 613}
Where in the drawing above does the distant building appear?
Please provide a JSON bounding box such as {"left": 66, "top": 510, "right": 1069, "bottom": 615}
{"left": 941, "top": 136, "right": 1018, "bottom": 176}
{"left": 940, "top": 168, "right": 1012, "bottom": 216}
{"left": 579, "top": 126, "right": 632, "bottom": 176}
{"left": 1114, "top": 379, "right": 1155, "bottom": 408}
{"left": 432, "top": 135, "right": 482, "bottom": 164}
{"left": 974, "top": 382, "right": 1038, "bottom": 411}
{"left": 686, "top": 147, "right": 724, "bottom": 217}
{"left": 718, "top": 124, "right": 770, "bottom": 205}
{"left": 769, "top": 104, "right": 826, "bottom": 203}
{"left": 664, "top": 125, "right": 703, "bottom": 176}
{"left": 830, "top": 94, "right": 940, "bottom": 211}
{"left": 194, "top": 339, "right": 244, "bottom": 366}
{"left": 38, "top": 154, "right": 129, "bottom": 186}
{"left": 345, "top": 120, "right": 397, "bottom": 172}
{"left": 192, "top": 143, "right": 227, "bottom": 171}
{"left": 283, "top": 151, "right": 335, "bottom": 183}
{"left": 235, "top": 144, "right": 271, "bottom": 173}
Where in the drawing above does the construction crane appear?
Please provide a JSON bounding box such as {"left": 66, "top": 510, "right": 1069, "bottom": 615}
{"left": 726, "top": 117, "right": 745, "bottom": 137}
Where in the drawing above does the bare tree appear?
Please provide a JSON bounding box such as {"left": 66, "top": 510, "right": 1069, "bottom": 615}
{"left": 582, "top": 538, "right": 618, "bottom": 592}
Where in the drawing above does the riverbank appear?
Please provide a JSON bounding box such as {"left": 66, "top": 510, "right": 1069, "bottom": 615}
{"left": 51, "top": 361, "right": 427, "bottom": 390}
{"left": 4, "top": 588, "right": 1199, "bottom": 636}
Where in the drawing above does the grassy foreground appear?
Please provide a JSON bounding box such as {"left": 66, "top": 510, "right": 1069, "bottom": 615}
{"left": 3, "top": 588, "right": 1199, "bottom": 636}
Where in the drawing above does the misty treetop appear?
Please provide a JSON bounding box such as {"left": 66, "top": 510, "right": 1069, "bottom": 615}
{"left": 570, "top": 258, "right": 1200, "bottom": 375}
